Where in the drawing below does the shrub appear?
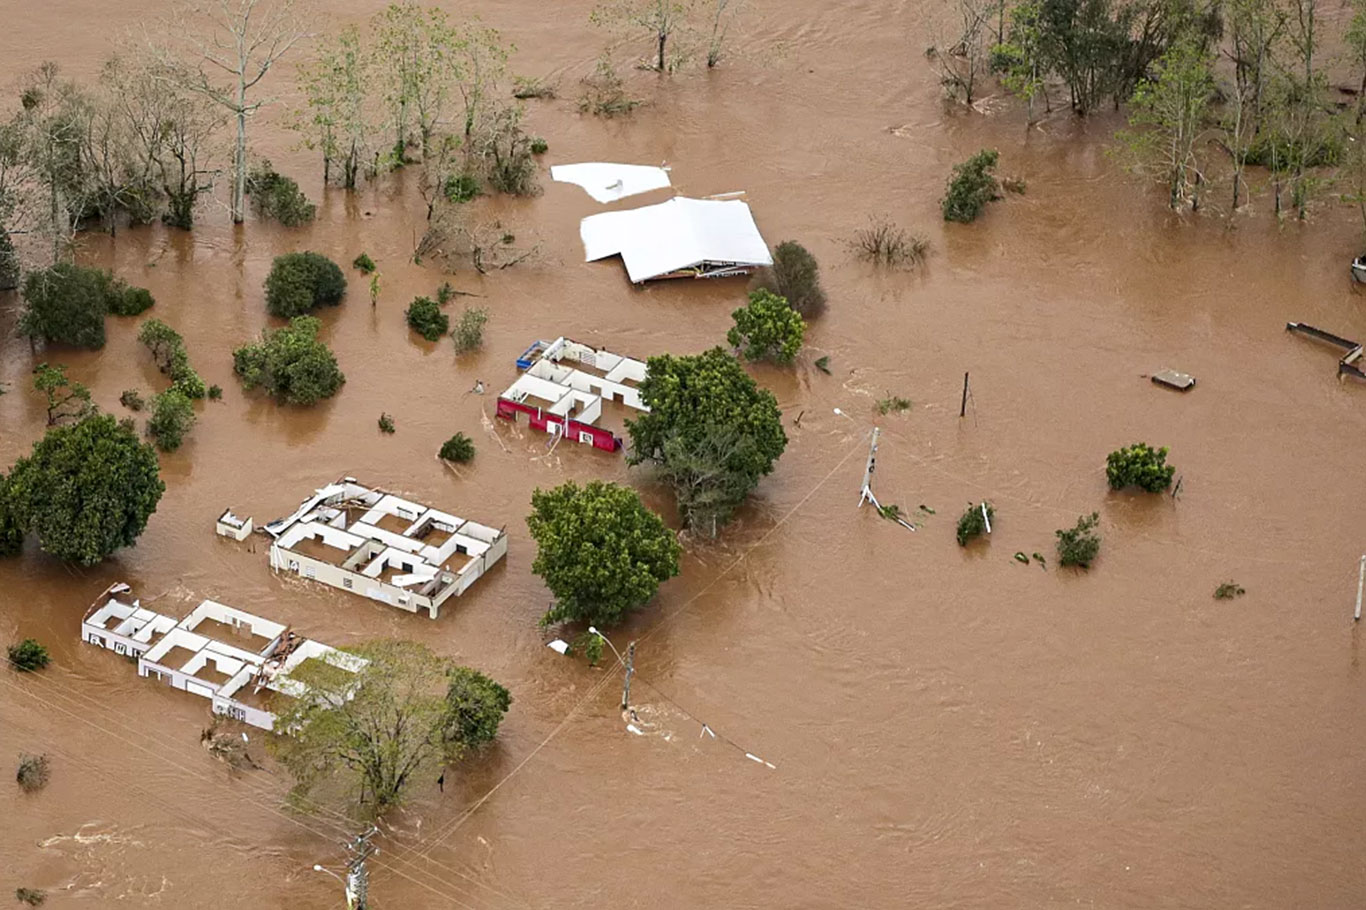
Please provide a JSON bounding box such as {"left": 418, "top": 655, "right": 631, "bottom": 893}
{"left": 120, "top": 389, "right": 145, "bottom": 411}
{"left": 875, "top": 395, "right": 912, "bottom": 414}
{"left": 478, "top": 107, "right": 539, "bottom": 197}
{"left": 245, "top": 161, "right": 316, "bottom": 226}
{"left": 16, "top": 754, "right": 50, "bottom": 793}
{"left": 1105, "top": 442, "right": 1175, "bottom": 493}
{"left": 232, "top": 316, "right": 345, "bottom": 406}
{"left": 146, "top": 390, "right": 196, "bottom": 452}
{"left": 352, "top": 252, "right": 376, "bottom": 273}
{"left": 530, "top": 137, "right": 548, "bottom": 154}
{"left": 208, "top": 384, "right": 223, "bottom": 400}
{"left": 139, "top": 320, "right": 206, "bottom": 399}
{"left": 406, "top": 296, "right": 449, "bottom": 342}
{"left": 378, "top": 413, "right": 395, "bottom": 434}
{"left": 850, "top": 217, "right": 928, "bottom": 267}
{"left": 513, "top": 75, "right": 557, "bottom": 99}
{"left": 1056, "top": 512, "right": 1101, "bottom": 568}
{"left": 15, "top": 887, "right": 46, "bottom": 906}
{"left": 956, "top": 501, "right": 994, "bottom": 546}
{"left": 1214, "top": 581, "right": 1246, "bottom": 599}
{"left": 0, "top": 475, "right": 22, "bottom": 558}
{"left": 578, "top": 57, "right": 639, "bottom": 117}
{"left": 439, "top": 432, "right": 475, "bottom": 463}
{"left": 444, "top": 173, "right": 481, "bottom": 204}
{"left": 942, "top": 149, "right": 1002, "bottom": 223}
{"left": 727, "top": 289, "right": 805, "bottom": 364}
{"left": 7, "top": 639, "right": 50, "bottom": 672}
{"left": 110, "top": 286, "right": 154, "bottom": 317}
{"left": 755, "top": 241, "right": 827, "bottom": 318}
{"left": 436, "top": 282, "right": 455, "bottom": 305}
{"left": 265, "top": 252, "right": 347, "bottom": 319}
{"left": 453, "top": 307, "right": 489, "bottom": 353}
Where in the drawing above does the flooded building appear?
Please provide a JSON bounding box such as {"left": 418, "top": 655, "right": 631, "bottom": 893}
{"left": 262, "top": 478, "right": 507, "bottom": 619}
{"left": 496, "top": 336, "right": 650, "bottom": 451}
{"left": 81, "top": 583, "right": 366, "bottom": 730}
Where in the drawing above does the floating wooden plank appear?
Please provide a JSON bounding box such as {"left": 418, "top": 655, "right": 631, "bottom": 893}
{"left": 1152, "top": 369, "right": 1196, "bottom": 391}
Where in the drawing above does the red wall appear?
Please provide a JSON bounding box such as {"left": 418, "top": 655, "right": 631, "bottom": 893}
{"left": 496, "top": 398, "right": 621, "bottom": 452}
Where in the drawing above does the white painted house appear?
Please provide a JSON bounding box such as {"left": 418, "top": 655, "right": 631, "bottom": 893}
{"left": 82, "top": 583, "right": 366, "bottom": 731}
{"left": 497, "top": 336, "right": 651, "bottom": 452}
{"left": 262, "top": 478, "right": 507, "bottom": 619}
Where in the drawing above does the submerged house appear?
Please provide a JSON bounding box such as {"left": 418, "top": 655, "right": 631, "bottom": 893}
{"left": 82, "top": 583, "right": 366, "bottom": 730}
{"left": 496, "top": 336, "right": 649, "bottom": 452}
{"left": 579, "top": 196, "right": 772, "bottom": 283}
{"left": 262, "top": 478, "right": 507, "bottom": 619}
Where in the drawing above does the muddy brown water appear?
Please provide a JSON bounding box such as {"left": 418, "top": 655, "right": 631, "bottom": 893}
{"left": 4, "top": 1, "right": 1366, "bottom": 907}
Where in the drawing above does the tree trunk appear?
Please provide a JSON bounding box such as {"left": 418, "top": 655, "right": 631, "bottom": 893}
{"left": 657, "top": 30, "right": 667, "bottom": 72}
{"left": 233, "top": 101, "right": 247, "bottom": 224}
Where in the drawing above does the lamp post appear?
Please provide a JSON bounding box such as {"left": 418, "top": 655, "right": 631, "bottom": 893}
{"left": 312, "top": 865, "right": 356, "bottom": 910}
{"left": 588, "top": 626, "right": 635, "bottom": 710}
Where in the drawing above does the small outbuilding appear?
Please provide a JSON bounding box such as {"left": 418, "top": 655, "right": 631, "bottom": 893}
{"left": 216, "top": 509, "right": 254, "bottom": 541}
{"left": 579, "top": 196, "right": 773, "bottom": 283}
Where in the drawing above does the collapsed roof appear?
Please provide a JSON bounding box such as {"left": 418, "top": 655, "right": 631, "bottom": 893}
{"left": 550, "top": 162, "right": 671, "bottom": 203}
{"left": 579, "top": 196, "right": 773, "bottom": 283}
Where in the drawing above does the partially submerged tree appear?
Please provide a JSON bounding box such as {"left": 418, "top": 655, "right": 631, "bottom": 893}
{"left": 4, "top": 414, "right": 165, "bottom": 566}
{"left": 146, "top": 389, "right": 197, "bottom": 452}
{"left": 1105, "top": 442, "right": 1175, "bottom": 492}
{"left": 405, "top": 295, "right": 448, "bottom": 341}
{"left": 439, "top": 432, "right": 475, "bottom": 463}
{"left": 942, "top": 148, "right": 1002, "bottom": 222}
{"left": 7, "top": 640, "right": 51, "bottom": 673}
{"left": 271, "top": 640, "right": 510, "bottom": 815}
{"left": 1117, "top": 35, "right": 1215, "bottom": 211}
{"left": 245, "top": 161, "right": 316, "bottom": 225}
{"left": 754, "top": 241, "right": 827, "bottom": 318}
{"left": 18, "top": 263, "right": 119, "bottom": 349}
{"left": 527, "top": 480, "right": 681, "bottom": 628}
{"left": 956, "top": 501, "right": 994, "bottom": 546}
{"left": 627, "top": 348, "right": 788, "bottom": 536}
{"left": 157, "top": 0, "right": 310, "bottom": 224}
{"left": 233, "top": 316, "right": 345, "bottom": 405}
{"left": 727, "top": 289, "right": 805, "bottom": 364}
{"left": 592, "top": 0, "right": 696, "bottom": 73}
{"left": 933, "top": 0, "right": 995, "bottom": 105}
{"left": 294, "top": 24, "right": 377, "bottom": 188}
{"left": 32, "top": 363, "right": 94, "bottom": 427}
{"left": 1056, "top": 511, "right": 1101, "bottom": 568}
{"left": 452, "top": 307, "right": 488, "bottom": 353}
{"left": 264, "top": 251, "right": 346, "bottom": 317}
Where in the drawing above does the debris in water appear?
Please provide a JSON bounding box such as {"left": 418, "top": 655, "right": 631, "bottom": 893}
{"left": 1014, "top": 552, "right": 1029, "bottom": 564}
{"left": 1151, "top": 369, "right": 1196, "bottom": 391}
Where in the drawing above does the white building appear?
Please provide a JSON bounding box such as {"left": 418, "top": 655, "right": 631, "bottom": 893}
{"left": 82, "top": 583, "right": 366, "bottom": 731}
{"left": 216, "top": 509, "right": 253, "bottom": 541}
{"left": 262, "top": 478, "right": 507, "bottom": 619}
{"left": 496, "top": 336, "right": 650, "bottom": 452}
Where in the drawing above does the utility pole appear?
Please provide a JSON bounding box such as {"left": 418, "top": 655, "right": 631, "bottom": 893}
{"left": 858, "top": 427, "right": 881, "bottom": 508}
{"left": 621, "top": 642, "right": 636, "bottom": 710}
{"left": 1355, "top": 554, "right": 1365, "bottom": 622}
{"left": 960, "top": 372, "right": 970, "bottom": 418}
{"left": 347, "top": 826, "right": 378, "bottom": 910}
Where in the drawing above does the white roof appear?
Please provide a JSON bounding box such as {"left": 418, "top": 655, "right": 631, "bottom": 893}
{"left": 580, "top": 197, "right": 772, "bottom": 283}
{"left": 550, "top": 162, "right": 671, "bottom": 203}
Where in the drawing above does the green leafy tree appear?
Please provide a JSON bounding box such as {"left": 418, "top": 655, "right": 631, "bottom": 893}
{"left": 1105, "top": 442, "right": 1175, "bottom": 492}
{"left": 18, "top": 264, "right": 119, "bottom": 349}
{"left": 754, "top": 240, "right": 826, "bottom": 318}
{"left": 942, "top": 149, "right": 1002, "bottom": 223}
{"left": 591, "top": 0, "right": 695, "bottom": 73}
{"left": 264, "top": 251, "right": 347, "bottom": 318}
{"left": 992, "top": 1, "right": 1050, "bottom": 124}
{"left": 727, "top": 289, "right": 805, "bottom": 364}
{"left": 233, "top": 316, "right": 345, "bottom": 406}
{"left": 1056, "top": 511, "right": 1101, "bottom": 567}
{"left": 527, "top": 480, "right": 681, "bottom": 627}
{"left": 627, "top": 348, "right": 788, "bottom": 536}
{"left": 245, "top": 161, "right": 316, "bottom": 225}
{"left": 0, "top": 474, "right": 23, "bottom": 557}
{"left": 5, "top": 414, "right": 165, "bottom": 566}
{"left": 1117, "top": 35, "right": 1215, "bottom": 210}
{"left": 452, "top": 306, "right": 488, "bottom": 352}
{"left": 439, "top": 432, "right": 475, "bottom": 462}
{"left": 271, "top": 640, "right": 509, "bottom": 815}
{"left": 442, "top": 667, "right": 512, "bottom": 750}
{"left": 137, "top": 318, "right": 184, "bottom": 372}
{"left": 110, "top": 286, "right": 154, "bottom": 316}
{"left": 294, "top": 24, "right": 377, "bottom": 188}
{"left": 146, "top": 389, "right": 196, "bottom": 452}
{"left": 32, "top": 362, "right": 93, "bottom": 426}
{"left": 405, "top": 295, "right": 448, "bottom": 341}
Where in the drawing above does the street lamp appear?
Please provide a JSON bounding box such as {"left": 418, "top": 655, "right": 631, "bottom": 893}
{"left": 312, "top": 865, "right": 356, "bottom": 910}
{"left": 588, "top": 626, "right": 636, "bottom": 710}
{"left": 586, "top": 626, "right": 624, "bottom": 666}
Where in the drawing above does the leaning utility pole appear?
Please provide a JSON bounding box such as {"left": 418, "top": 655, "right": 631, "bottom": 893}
{"left": 857, "top": 427, "right": 881, "bottom": 509}
{"left": 621, "top": 642, "right": 636, "bottom": 710}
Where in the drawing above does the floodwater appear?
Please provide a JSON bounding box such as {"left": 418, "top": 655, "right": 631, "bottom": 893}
{"left": 3, "top": 1, "right": 1366, "bottom": 907}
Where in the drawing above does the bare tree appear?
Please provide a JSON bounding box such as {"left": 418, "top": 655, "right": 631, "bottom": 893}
{"left": 154, "top": 0, "right": 310, "bottom": 223}
{"left": 11, "top": 64, "right": 96, "bottom": 262}
{"left": 417, "top": 202, "right": 539, "bottom": 273}
{"left": 592, "top": 0, "right": 696, "bottom": 73}
{"left": 932, "top": 0, "right": 994, "bottom": 106}
{"left": 705, "top": 0, "right": 747, "bottom": 67}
